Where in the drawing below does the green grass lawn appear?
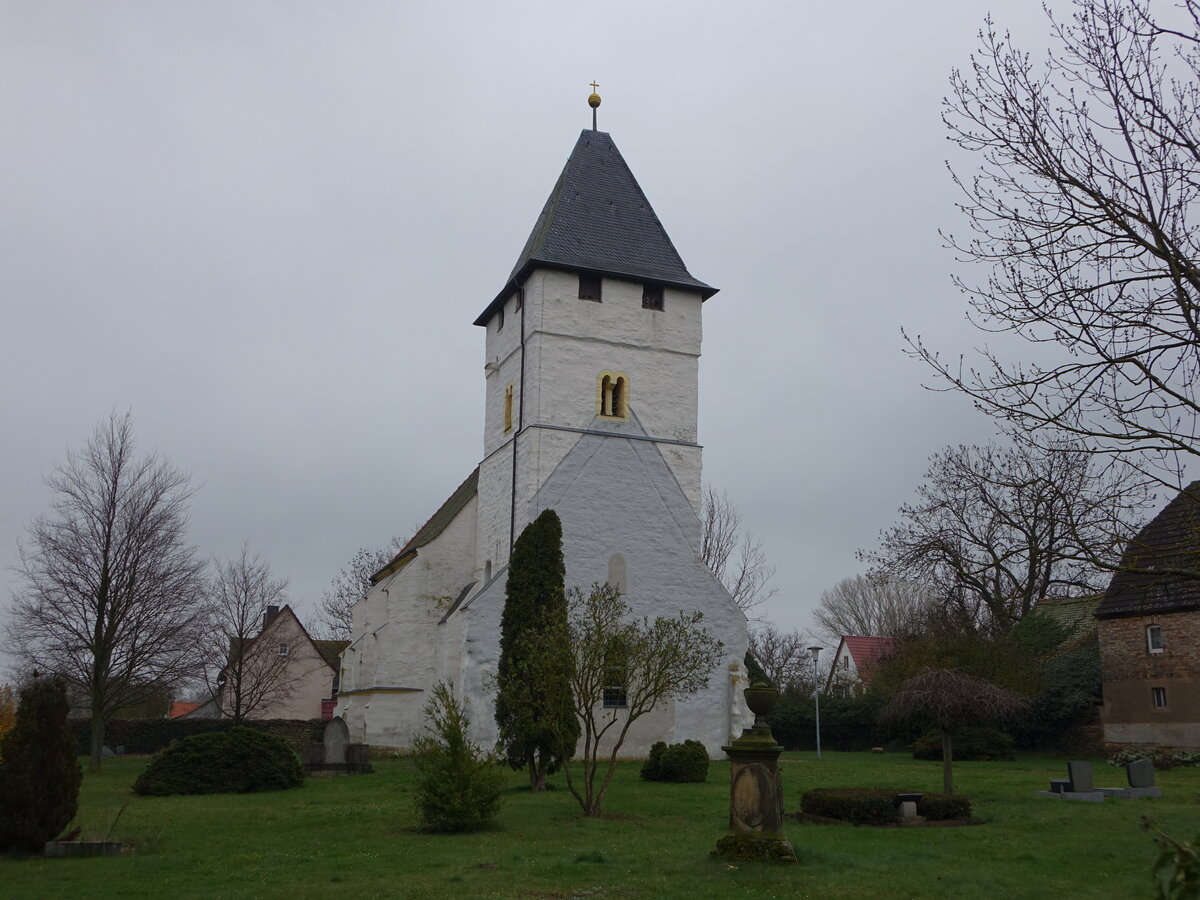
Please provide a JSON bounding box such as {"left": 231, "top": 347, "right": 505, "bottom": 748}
{"left": 2, "top": 751, "right": 1196, "bottom": 899}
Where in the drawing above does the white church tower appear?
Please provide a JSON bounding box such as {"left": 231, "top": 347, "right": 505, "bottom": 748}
{"left": 337, "top": 97, "right": 751, "bottom": 755}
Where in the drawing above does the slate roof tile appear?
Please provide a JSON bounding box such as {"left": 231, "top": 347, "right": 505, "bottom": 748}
{"left": 1096, "top": 481, "right": 1200, "bottom": 619}
{"left": 476, "top": 130, "right": 715, "bottom": 325}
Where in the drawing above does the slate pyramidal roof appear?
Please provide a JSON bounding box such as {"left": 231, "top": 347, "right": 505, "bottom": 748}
{"left": 475, "top": 129, "right": 717, "bottom": 326}
{"left": 1097, "top": 480, "right": 1200, "bottom": 619}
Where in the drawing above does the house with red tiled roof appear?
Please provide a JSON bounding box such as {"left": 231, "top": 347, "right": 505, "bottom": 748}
{"left": 168, "top": 701, "right": 203, "bottom": 719}
{"left": 825, "top": 636, "right": 898, "bottom": 696}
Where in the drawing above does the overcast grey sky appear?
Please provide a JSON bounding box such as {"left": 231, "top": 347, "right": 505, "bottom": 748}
{"left": 1, "top": 1, "right": 1073, "bottom": 670}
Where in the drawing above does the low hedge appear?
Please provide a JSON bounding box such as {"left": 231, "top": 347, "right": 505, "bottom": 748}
{"left": 800, "top": 787, "right": 971, "bottom": 824}
{"left": 801, "top": 788, "right": 910, "bottom": 826}
{"left": 133, "top": 727, "right": 303, "bottom": 796}
{"left": 641, "top": 740, "right": 709, "bottom": 783}
{"left": 912, "top": 726, "right": 1015, "bottom": 762}
{"left": 916, "top": 792, "right": 972, "bottom": 820}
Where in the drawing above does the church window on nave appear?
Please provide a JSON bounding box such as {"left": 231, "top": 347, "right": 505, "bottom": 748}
{"left": 597, "top": 371, "right": 628, "bottom": 419}
{"left": 503, "top": 384, "right": 514, "bottom": 433}
{"left": 603, "top": 638, "right": 629, "bottom": 708}
{"left": 496, "top": 308, "right": 505, "bottom": 332}
{"left": 642, "top": 285, "right": 663, "bottom": 310}
{"left": 579, "top": 273, "right": 602, "bottom": 301}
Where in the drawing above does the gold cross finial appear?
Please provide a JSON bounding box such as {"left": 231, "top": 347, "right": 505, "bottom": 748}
{"left": 587, "top": 81, "right": 602, "bottom": 130}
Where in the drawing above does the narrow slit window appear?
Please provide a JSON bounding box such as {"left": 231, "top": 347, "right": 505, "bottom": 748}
{"left": 579, "top": 273, "right": 602, "bottom": 301}
{"left": 1152, "top": 686, "right": 1167, "bottom": 708}
{"left": 503, "top": 384, "right": 514, "bottom": 433}
{"left": 496, "top": 308, "right": 504, "bottom": 332}
{"left": 642, "top": 285, "right": 663, "bottom": 310}
{"left": 1147, "top": 624, "right": 1164, "bottom": 653}
{"left": 607, "top": 553, "right": 627, "bottom": 593}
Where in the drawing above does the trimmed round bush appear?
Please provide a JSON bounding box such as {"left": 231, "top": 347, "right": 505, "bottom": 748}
{"left": 641, "top": 740, "right": 709, "bottom": 783}
{"left": 133, "top": 727, "right": 302, "bottom": 796}
{"left": 912, "top": 726, "right": 1015, "bottom": 762}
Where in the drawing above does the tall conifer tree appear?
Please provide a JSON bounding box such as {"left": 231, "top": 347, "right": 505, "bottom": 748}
{"left": 495, "top": 509, "right": 579, "bottom": 790}
{"left": 0, "top": 678, "right": 82, "bottom": 852}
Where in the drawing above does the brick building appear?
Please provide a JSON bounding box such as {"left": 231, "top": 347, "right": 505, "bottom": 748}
{"left": 1096, "top": 481, "right": 1200, "bottom": 748}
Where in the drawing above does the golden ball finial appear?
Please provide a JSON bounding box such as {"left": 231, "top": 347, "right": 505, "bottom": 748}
{"left": 588, "top": 92, "right": 601, "bottom": 109}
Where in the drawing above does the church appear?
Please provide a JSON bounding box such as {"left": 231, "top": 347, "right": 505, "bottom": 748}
{"left": 336, "top": 96, "right": 752, "bottom": 757}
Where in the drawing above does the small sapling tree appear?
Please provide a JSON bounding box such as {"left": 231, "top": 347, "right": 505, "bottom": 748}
{"left": 880, "top": 667, "right": 1030, "bottom": 794}
{"left": 557, "top": 583, "right": 724, "bottom": 817}
{"left": 412, "top": 681, "right": 504, "bottom": 833}
{"left": 494, "top": 509, "right": 579, "bottom": 790}
{"left": 0, "top": 678, "right": 82, "bottom": 852}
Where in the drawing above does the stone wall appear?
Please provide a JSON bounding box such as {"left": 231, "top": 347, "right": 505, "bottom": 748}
{"left": 1098, "top": 609, "right": 1200, "bottom": 748}
{"left": 70, "top": 718, "right": 328, "bottom": 756}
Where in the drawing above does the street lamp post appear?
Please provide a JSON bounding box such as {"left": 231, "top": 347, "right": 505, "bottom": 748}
{"left": 809, "top": 646, "right": 823, "bottom": 759}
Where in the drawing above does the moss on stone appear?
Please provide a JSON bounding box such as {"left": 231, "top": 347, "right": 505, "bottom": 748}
{"left": 712, "top": 833, "right": 797, "bottom": 864}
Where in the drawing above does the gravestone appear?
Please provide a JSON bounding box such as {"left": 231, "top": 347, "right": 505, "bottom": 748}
{"left": 1037, "top": 761, "right": 1103, "bottom": 801}
{"left": 712, "top": 684, "right": 796, "bottom": 864}
{"left": 323, "top": 716, "right": 349, "bottom": 766}
{"left": 1127, "top": 759, "right": 1155, "bottom": 788}
{"left": 1097, "top": 758, "right": 1162, "bottom": 798}
{"left": 301, "top": 716, "right": 373, "bottom": 776}
{"left": 1067, "top": 760, "right": 1093, "bottom": 793}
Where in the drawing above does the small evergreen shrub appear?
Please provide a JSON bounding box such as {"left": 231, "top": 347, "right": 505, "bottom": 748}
{"left": 0, "top": 678, "right": 82, "bottom": 852}
{"left": 912, "top": 726, "right": 1015, "bottom": 761}
{"left": 133, "top": 727, "right": 302, "bottom": 795}
{"left": 801, "top": 787, "right": 971, "bottom": 824}
{"left": 640, "top": 740, "right": 709, "bottom": 782}
{"left": 412, "top": 682, "right": 503, "bottom": 833}
{"left": 916, "top": 792, "right": 972, "bottom": 820}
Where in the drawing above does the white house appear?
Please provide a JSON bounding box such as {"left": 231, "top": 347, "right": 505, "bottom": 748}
{"left": 336, "top": 113, "right": 752, "bottom": 756}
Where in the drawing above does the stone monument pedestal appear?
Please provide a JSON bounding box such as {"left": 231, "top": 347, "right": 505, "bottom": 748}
{"left": 713, "top": 684, "right": 796, "bottom": 864}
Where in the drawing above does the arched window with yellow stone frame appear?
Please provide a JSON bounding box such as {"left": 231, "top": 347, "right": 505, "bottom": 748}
{"left": 596, "top": 371, "right": 629, "bottom": 419}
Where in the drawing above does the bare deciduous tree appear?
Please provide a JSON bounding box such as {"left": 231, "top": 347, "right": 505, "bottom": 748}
{"left": 208, "top": 543, "right": 291, "bottom": 724}
{"left": 556, "top": 583, "right": 724, "bottom": 817}
{"left": 863, "top": 442, "right": 1149, "bottom": 633}
{"left": 910, "top": 0, "right": 1200, "bottom": 484}
{"left": 8, "top": 412, "right": 209, "bottom": 771}
{"left": 701, "top": 486, "right": 777, "bottom": 617}
{"left": 747, "top": 625, "right": 813, "bottom": 694}
{"left": 317, "top": 536, "right": 405, "bottom": 639}
{"left": 813, "top": 575, "right": 935, "bottom": 644}
{"left": 880, "top": 668, "right": 1030, "bottom": 794}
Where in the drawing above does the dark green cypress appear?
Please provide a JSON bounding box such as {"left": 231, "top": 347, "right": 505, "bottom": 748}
{"left": 0, "top": 678, "right": 82, "bottom": 852}
{"left": 494, "top": 509, "right": 580, "bottom": 790}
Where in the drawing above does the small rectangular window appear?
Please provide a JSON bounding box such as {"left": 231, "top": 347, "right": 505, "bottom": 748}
{"left": 642, "top": 285, "right": 663, "bottom": 310}
{"left": 1152, "top": 686, "right": 1167, "bottom": 708}
{"left": 579, "top": 274, "right": 601, "bottom": 301}
{"left": 278, "top": 643, "right": 289, "bottom": 657}
{"left": 1147, "top": 625, "right": 1164, "bottom": 653}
